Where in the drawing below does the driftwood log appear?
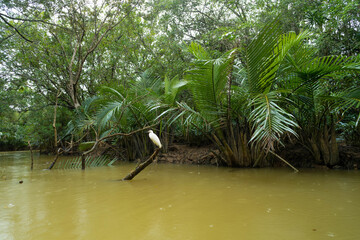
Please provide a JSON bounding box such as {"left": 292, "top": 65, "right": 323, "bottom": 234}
{"left": 122, "top": 148, "right": 160, "bottom": 181}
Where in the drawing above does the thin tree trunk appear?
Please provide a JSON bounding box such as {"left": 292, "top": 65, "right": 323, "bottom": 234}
{"left": 309, "top": 136, "right": 321, "bottom": 164}
{"left": 122, "top": 148, "right": 160, "bottom": 181}
{"left": 319, "top": 135, "right": 330, "bottom": 165}
{"left": 28, "top": 141, "right": 34, "bottom": 170}
{"left": 53, "top": 91, "right": 61, "bottom": 153}
{"left": 236, "top": 129, "right": 243, "bottom": 164}
{"left": 324, "top": 120, "right": 329, "bottom": 142}
{"left": 48, "top": 150, "right": 61, "bottom": 170}
{"left": 240, "top": 131, "right": 252, "bottom": 167}
{"left": 252, "top": 144, "right": 265, "bottom": 167}
{"left": 330, "top": 121, "right": 339, "bottom": 165}
{"left": 228, "top": 124, "right": 239, "bottom": 166}
{"left": 81, "top": 154, "right": 86, "bottom": 170}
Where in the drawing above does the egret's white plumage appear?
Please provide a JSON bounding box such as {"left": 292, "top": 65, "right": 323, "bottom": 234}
{"left": 148, "top": 130, "right": 162, "bottom": 148}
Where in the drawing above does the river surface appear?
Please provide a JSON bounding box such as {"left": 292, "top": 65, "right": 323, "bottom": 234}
{"left": 0, "top": 151, "right": 359, "bottom": 240}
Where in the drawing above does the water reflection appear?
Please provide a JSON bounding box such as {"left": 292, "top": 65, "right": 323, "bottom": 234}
{"left": 1, "top": 152, "right": 360, "bottom": 239}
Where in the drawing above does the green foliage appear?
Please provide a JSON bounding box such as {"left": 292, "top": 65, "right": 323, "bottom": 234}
{"left": 78, "top": 142, "right": 96, "bottom": 152}
{"left": 163, "top": 75, "right": 188, "bottom": 105}
{"left": 241, "top": 20, "right": 311, "bottom": 150}
{"left": 249, "top": 93, "right": 298, "bottom": 150}
{"left": 54, "top": 155, "right": 117, "bottom": 169}
{"left": 339, "top": 121, "right": 360, "bottom": 147}
{"left": 1, "top": 0, "right": 359, "bottom": 169}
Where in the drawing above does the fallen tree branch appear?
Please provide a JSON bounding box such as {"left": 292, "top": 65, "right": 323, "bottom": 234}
{"left": 269, "top": 150, "right": 299, "bottom": 172}
{"left": 48, "top": 148, "right": 63, "bottom": 170}
{"left": 122, "top": 148, "right": 160, "bottom": 181}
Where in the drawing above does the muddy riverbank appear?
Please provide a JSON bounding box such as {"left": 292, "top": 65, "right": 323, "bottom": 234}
{"left": 156, "top": 143, "right": 360, "bottom": 170}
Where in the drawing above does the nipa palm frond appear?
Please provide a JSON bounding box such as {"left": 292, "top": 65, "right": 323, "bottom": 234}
{"left": 246, "top": 19, "right": 310, "bottom": 94}
{"left": 163, "top": 75, "right": 188, "bottom": 105}
{"left": 249, "top": 92, "right": 298, "bottom": 151}
{"left": 55, "top": 155, "right": 117, "bottom": 169}
{"left": 325, "top": 87, "right": 360, "bottom": 125}
{"left": 246, "top": 20, "right": 282, "bottom": 94}
{"left": 186, "top": 43, "right": 236, "bottom": 122}
{"left": 96, "top": 100, "right": 126, "bottom": 130}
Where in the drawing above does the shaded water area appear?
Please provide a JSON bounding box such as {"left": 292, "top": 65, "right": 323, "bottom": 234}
{"left": 1, "top": 151, "right": 360, "bottom": 240}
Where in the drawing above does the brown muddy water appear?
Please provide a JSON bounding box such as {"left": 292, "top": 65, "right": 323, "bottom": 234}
{"left": 1, "top": 151, "right": 360, "bottom": 240}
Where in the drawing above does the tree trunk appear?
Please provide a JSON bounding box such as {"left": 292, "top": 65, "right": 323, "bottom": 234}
{"left": 48, "top": 151, "right": 61, "bottom": 170}
{"left": 81, "top": 153, "right": 86, "bottom": 170}
{"left": 28, "top": 141, "right": 34, "bottom": 170}
{"left": 329, "top": 122, "right": 339, "bottom": 165}
{"left": 122, "top": 148, "right": 160, "bottom": 181}
{"left": 53, "top": 91, "right": 61, "bottom": 153}
{"left": 228, "top": 124, "right": 239, "bottom": 166}
{"left": 309, "top": 136, "right": 321, "bottom": 164}
{"left": 68, "top": 82, "right": 81, "bottom": 109}
{"left": 319, "top": 135, "right": 330, "bottom": 165}
{"left": 241, "top": 131, "right": 252, "bottom": 167}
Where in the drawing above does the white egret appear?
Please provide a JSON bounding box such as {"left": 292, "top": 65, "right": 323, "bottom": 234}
{"left": 148, "top": 130, "right": 162, "bottom": 148}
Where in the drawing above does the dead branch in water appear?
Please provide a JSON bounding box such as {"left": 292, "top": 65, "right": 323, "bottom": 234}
{"left": 269, "top": 150, "right": 299, "bottom": 172}
{"left": 122, "top": 148, "right": 160, "bottom": 181}
{"left": 48, "top": 148, "right": 63, "bottom": 170}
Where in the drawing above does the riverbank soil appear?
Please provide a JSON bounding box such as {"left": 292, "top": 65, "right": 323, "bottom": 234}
{"left": 156, "top": 143, "right": 360, "bottom": 169}
{"left": 279, "top": 143, "right": 360, "bottom": 169}
{"left": 157, "top": 144, "right": 220, "bottom": 165}
{"left": 338, "top": 144, "right": 360, "bottom": 169}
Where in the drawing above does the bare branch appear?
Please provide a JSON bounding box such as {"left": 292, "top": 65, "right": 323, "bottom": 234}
{"left": 0, "top": 14, "right": 33, "bottom": 43}
{"left": 0, "top": 13, "right": 71, "bottom": 31}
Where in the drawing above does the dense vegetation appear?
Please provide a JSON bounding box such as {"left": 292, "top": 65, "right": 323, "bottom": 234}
{"left": 1, "top": 0, "right": 359, "bottom": 167}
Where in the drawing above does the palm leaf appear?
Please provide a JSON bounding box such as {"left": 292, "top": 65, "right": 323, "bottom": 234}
{"left": 324, "top": 87, "right": 360, "bottom": 125}
{"left": 246, "top": 20, "right": 282, "bottom": 94}
{"left": 96, "top": 100, "right": 126, "bottom": 130}
{"left": 163, "top": 75, "right": 188, "bottom": 105}
{"left": 247, "top": 22, "right": 310, "bottom": 94}
{"left": 244, "top": 20, "right": 309, "bottom": 150}
{"left": 249, "top": 92, "right": 298, "bottom": 151}
{"left": 186, "top": 43, "right": 236, "bottom": 122}
{"left": 99, "top": 86, "right": 126, "bottom": 100}
{"left": 55, "top": 156, "right": 117, "bottom": 169}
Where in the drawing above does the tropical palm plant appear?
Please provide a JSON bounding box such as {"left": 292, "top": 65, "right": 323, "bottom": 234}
{"left": 175, "top": 21, "right": 311, "bottom": 167}
{"left": 79, "top": 68, "right": 188, "bottom": 160}
{"left": 64, "top": 19, "right": 360, "bottom": 169}
{"left": 282, "top": 53, "right": 360, "bottom": 165}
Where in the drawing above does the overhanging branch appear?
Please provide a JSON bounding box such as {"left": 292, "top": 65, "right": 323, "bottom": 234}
{"left": 0, "top": 14, "right": 33, "bottom": 43}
